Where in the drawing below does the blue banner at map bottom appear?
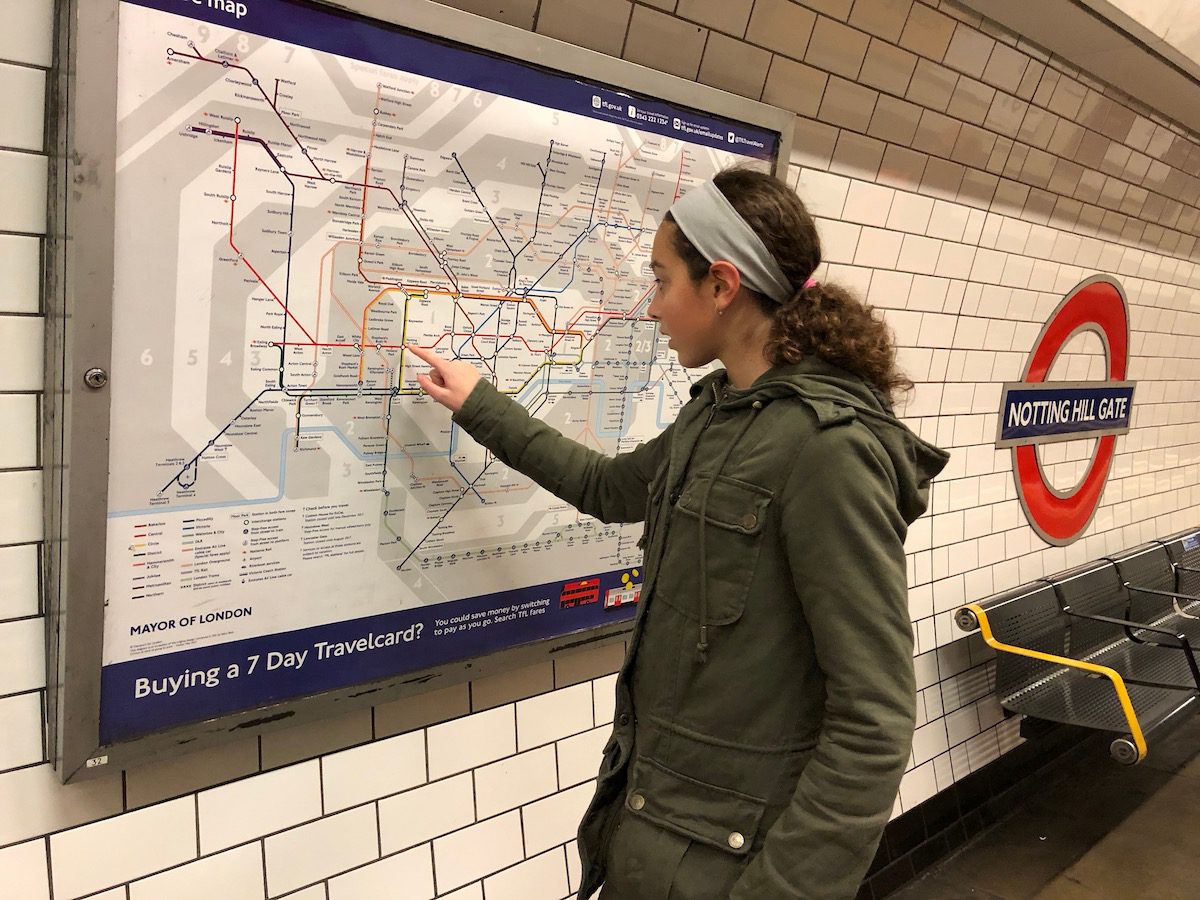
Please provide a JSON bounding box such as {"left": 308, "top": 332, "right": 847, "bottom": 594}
{"left": 100, "top": 569, "right": 637, "bottom": 743}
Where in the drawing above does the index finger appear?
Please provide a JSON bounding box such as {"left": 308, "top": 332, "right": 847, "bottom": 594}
{"left": 405, "top": 343, "right": 444, "bottom": 369}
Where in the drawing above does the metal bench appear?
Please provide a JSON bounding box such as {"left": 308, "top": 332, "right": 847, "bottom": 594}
{"left": 1159, "top": 526, "right": 1200, "bottom": 599}
{"left": 1107, "top": 540, "right": 1200, "bottom": 638}
{"left": 956, "top": 548, "right": 1200, "bottom": 765}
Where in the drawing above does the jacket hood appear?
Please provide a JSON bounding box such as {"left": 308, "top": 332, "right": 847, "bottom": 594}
{"left": 691, "top": 359, "right": 950, "bottom": 524}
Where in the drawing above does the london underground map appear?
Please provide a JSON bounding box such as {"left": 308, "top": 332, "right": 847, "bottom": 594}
{"left": 100, "top": 0, "right": 778, "bottom": 739}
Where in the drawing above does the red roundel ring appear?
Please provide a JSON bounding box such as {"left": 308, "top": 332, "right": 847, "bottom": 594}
{"left": 1012, "top": 277, "right": 1129, "bottom": 545}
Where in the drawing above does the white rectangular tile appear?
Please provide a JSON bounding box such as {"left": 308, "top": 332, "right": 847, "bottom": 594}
{"left": 797, "top": 169, "right": 850, "bottom": 219}
{"left": 427, "top": 704, "right": 515, "bottom": 779}
{"left": 379, "top": 773, "right": 474, "bottom": 856}
{"left": 0, "top": 469, "right": 41, "bottom": 544}
{"left": 898, "top": 235, "right": 942, "bottom": 274}
{"left": 0, "top": 764, "right": 122, "bottom": 846}
{"left": 438, "top": 883, "right": 483, "bottom": 900}
{"left": 129, "top": 844, "right": 264, "bottom": 900}
{"left": 0, "top": 0, "right": 54, "bottom": 67}
{"left": 898, "top": 760, "right": 938, "bottom": 809}
{"left": 0, "top": 234, "right": 40, "bottom": 313}
{"left": 328, "top": 843, "right": 435, "bottom": 900}
{"left": 483, "top": 847, "right": 569, "bottom": 900}
{"left": 592, "top": 674, "right": 617, "bottom": 725}
{"left": 0, "top": 838, "right": 49, "bottom": 900}
{"left": 474, "top": 745, "right": 558, "bottom": 819}
{"left": 0, "top": 151, "right": 48, "bottom": 234}
{"left": 0, "top": 393, "right": 37, "bottom": 468}
{"left": 522, "top": 780, "right": 594, "bottom": 856}
{"left": 265, "top": 805, "right": 378, "bottom": 896}
{"left": 50, "top": 797, "right": 195, "bottom": 900}
{"left": 0, "top": 315, "right": 43, "bottom": 390}
{"left": 814, "top": 217, "right": 862, "bottom": 263}
{"left": 567, "top": 839, "right": 582, "bottom": 894}
{"left": 0, "top": 617, "right": 44, "bottom": 694}
{"left": 557, "top": 726, "right": 609, "bottom": 788}
{"left": 0, "top": 543, "right": 39, "bottom": 619}
{"left": 0, "top": 691, "right": 43, "bottom": 768}
{"left": 911, "top": 719, "right": 950, "bottom": 766}
{"left": 322, "top": 728, "right": 425, "bottom": 812}
{"left": 432, "top": 811, "right": 523, "bottom": 893}
{"left": 852, "top": 226, "right": 903, "bottom": 269}
{"left": 198, "top": 761, "right": 322, "bottom": 854}
{"left": 516, "top": 682, "right": 592, "bottom": 751}
{"left": 0, "top": 63, "right": 46, "bottom": 152}
{"left": 886, "top": 191, "right": 935, "bottom": 234}
{"left": 841, "top": 181, "right": 894, "bottom": 227}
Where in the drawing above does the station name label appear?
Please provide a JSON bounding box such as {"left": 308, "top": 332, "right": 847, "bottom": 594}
{"left": 997, "top": 382, "right": 1136, "bottom": 446}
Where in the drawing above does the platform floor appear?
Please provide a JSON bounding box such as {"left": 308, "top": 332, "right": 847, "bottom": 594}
{"left": 891, "top": 717, "right": 1200, "bottom": 900}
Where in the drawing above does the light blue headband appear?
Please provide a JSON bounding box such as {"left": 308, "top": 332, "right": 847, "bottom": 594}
{"left": 668, "top": 180, "right": 794, "bottom": 304}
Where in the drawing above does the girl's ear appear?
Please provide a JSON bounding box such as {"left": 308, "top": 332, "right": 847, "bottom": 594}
{"left": 707, "top": 260, "right": 742, "bottom": 304}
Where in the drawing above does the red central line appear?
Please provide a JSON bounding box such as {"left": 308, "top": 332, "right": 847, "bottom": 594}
{"left": 229, "top": 121, "right": 317, "bottom": 344}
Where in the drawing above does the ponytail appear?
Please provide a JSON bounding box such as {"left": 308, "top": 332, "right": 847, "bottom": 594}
{"left": 765, "top": 282, "right": 913, "bottom": 402}
{"left": 667, "top": 167, "right": 912, "bottom": 403}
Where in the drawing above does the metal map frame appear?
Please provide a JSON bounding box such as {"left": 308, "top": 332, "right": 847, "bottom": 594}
{"left": 44, "top": 0, "right": 795, "bottom": 782}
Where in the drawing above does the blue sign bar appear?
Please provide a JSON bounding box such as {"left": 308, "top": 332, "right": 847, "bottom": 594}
{"left": 123, "top": 0, "right": 779, "bottom": 160}
{"left": 997, "top": 383, "right": 1135, "bottom": 446}
{"left": 101, "top": 567, "right": 636, "bottom": 742}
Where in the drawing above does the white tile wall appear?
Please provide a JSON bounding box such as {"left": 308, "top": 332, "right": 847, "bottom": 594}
{"left": 0, "top": 234, "right": 41, "bottom": 313}
{"left": 5, "top": 0, "right": 1200, "bottom": 898}
{"left": 48, "top": 797, "right": 196, "bottom": 899}
{"left": 474, "top": 745, "right": 558, "bottom": 818}
{"left": 264, "top": 805, "right": 378, "bottom": 896}
{"left": 0, "top": 316, "right": 42, "bottom": 406}
{"left": 431, "top": 811, "right": 524, "bottom": 893}
{"left": 0, "top": 150, "right": 48, "bottom": 234}
{"left": 378, "top": 772, "right": 475, "bottom": 856}
{"left": 0, "top": 394, "right": 37, "bottom": 468}
{"left": 522, "top": 780, "right": 594, "bottom": 856}
{"left": 198, "top": 761, "right": 322, "bottom": 854}
{"left": 483, "top": 847, "right": 570, "bottom": 900}
{"left": 0, "top": 62, "right": 46, "bottom": 152}
{"left": 326, "top": 843, "right": 435, "bottom": 900}
{"left": 516, "top": 682, "right": 593, "bottom": 751}
{"left": 128, "top": 844, "right": 265, "bottom": 900}
{"left": 0, "top": 691, "right": 43, "bottom": 769}
{"left": 321, "top": 729, "right": 425, "bottom": 812}
{"left": 0, "top": 469, "right": 41, "bottom": 544}
{"left": 0, "top": 838, "right": 50, "bottom": 900}
{"left": 427, "top": 704, "right": 516, "bottom": 778}
{"left": 556, "top": 725, "right": 609, "bottom": 788}
{"left": 0, "top": 617, "right": 45, "bottom": 695}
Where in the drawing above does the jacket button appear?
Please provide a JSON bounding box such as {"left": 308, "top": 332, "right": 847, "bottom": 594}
{"left": 740, "top": 513, "right": 757, "bottom": 529}
{"left": 727, "top": 831, "right": 745, "bottom": 850}
{"left": 628, "top": 792, "right": 646, "bottom": 811}
{"left": 618, "top": 713, "right": 631, "bottom": 726}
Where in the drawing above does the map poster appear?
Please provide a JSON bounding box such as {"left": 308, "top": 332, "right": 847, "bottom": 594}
{"left": 102, "top": 0, "right": 779, "bottom": 742}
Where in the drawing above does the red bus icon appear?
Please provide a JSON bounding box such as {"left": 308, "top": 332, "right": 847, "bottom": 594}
{"left": 559, "top": 578, "right": 600, "bottom": 609}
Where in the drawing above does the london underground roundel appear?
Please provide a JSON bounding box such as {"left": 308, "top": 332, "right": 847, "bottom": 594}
{"left": 995, "top": 277, "right": 1135, "bottom": 546}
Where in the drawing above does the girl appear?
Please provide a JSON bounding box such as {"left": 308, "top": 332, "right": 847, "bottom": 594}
{"left": 408, "top": 167, "right": 948, "bottom": 899}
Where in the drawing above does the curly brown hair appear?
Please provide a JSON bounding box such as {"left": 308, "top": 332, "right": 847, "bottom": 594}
{"left": 664, "top": 167, "right": 912, "bottom": 403}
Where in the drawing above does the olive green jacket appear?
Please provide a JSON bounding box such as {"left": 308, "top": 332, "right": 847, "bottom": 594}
{"left": 452, "top": 358, "right": 949, "bottom": 899}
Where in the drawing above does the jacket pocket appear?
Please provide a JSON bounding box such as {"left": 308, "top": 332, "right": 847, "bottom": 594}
{"left": 659, "top": 473, "right": 772, "bottom": 624}
{"left": 624, "top": 756, "right": 767, "bottom": 858}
